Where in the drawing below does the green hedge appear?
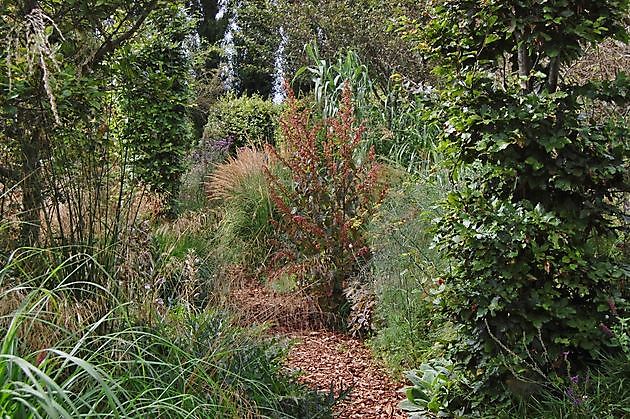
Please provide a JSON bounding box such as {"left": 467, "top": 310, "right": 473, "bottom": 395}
{"left": 203, "top": 94, "right": 280, "bottom": 151}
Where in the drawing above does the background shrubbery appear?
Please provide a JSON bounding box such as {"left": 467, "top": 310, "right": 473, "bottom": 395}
{"left": 203, "top": 94, "right": 280, "bottom": 151}
{"left": 1, "top": 1, "right": 628, "bottom": 417}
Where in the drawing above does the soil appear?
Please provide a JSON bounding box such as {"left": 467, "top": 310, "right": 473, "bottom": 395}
{"left": 229, "top": 280, "right": 406, "bottom": 418}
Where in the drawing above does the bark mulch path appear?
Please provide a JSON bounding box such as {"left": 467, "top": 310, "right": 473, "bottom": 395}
{"left": 229, "top": 281, "right": 406, "bottom": 418}
{"left": 282, "top": 330, "right": 405, "bottom": 418}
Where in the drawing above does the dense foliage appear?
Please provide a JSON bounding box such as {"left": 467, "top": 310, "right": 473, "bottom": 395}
{"left": 0, "top": 0, "right": 194, "bottom": 242}
{"left": 265, "top": 85, "right": 384, "bottom": 317}
{"left": 1, "top": 0, "right": 628, "bottom": 417}
{"left": 399, "top": 0, "right": 630, "bottom": 407}
{"left": 0, "top": 2, "right": 335, "bottom": 417}
{"left": 203, "top": 93, "right": 280, "bottom": 151}
{"left": 117, "top": 5, "right": 194, "bottom": 211}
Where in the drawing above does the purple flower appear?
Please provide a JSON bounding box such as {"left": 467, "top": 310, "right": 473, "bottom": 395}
{"left": 212, "top": 135, "right": 235, "bottom": 152}
{"left": 608, "top": 298, "right": 618, "bottom": 315}
{"left": 570, "top": 375, "right": 579, "bottom": 384}
{"left": 565, "top": 387, "right": 582, "bottom": 405}
{"left": 599, "top": 323, "right": 613, "bottom": 337}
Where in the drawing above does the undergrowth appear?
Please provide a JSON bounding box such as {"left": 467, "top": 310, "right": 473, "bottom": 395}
{"left": 0, "top": 247, "right": 335, "bottom": 418}
{"left": 368, "top": 170, "right": 451, "bottom": 374}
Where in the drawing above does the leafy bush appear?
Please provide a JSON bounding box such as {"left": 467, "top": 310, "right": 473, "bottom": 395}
{"left": 265, "top": 84, "right": 385, "bottom": 318}
{"left": 117, "top": 5, "right": 195, "bottom": 211}
{"left": 397, "top": 0, "right": 630, "bottom": 401}
{"left": 400, "top": 360, "right": 465, "bottom": 417}
{"left": 431, "top": 81, "right": 629, "bottom": 400}
{"left": 203, "top": 94, "right": 280, "bottom": 153}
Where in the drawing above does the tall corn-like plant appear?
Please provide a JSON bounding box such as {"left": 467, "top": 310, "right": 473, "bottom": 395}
{"left": 295, "top": 43, "right": 373, "bottom": 120}
{"left": 265, "top": 84, "right": 385, "bottom": 317}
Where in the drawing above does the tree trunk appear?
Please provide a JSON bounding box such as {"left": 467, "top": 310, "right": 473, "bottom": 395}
{"left": 548, "top": 57, "right": 560, "bottom": 92}
{"left": 517, "top": 40, "right": 532, "bottom": 92}
{"left": 20, "top": 128, "right": 44, "bottom": 246}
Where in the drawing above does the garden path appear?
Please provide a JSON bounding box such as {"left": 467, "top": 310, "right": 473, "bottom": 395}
{"left": 230, "top": 280, "right": 405, "bottom": 418}
{"left": 283, "top": 330, "right": 405, "bottom": 419}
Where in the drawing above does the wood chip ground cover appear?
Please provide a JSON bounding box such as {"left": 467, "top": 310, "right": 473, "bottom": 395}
{"left": 229, "top": 281, "right": 405, "bottom": 418}
{"left": 283, "top": 331, "right": 405, "bottom": 418}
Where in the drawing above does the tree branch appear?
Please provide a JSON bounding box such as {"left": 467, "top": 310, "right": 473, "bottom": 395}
{"left": 85, "top": 1, "right": 158, "bottom": 70}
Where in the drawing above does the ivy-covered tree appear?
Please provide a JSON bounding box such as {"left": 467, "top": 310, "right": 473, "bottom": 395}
{"left": 401, "top": 0, "right": 629, "bottom": 399}
{"left": 117, "top": 4, "right": 195, "bottom": 214}
{"left": 0, "top": 0, "right": 168, "bottom": 244}
{"left": 190, "top": 0, "right": 225, "bottom": 50}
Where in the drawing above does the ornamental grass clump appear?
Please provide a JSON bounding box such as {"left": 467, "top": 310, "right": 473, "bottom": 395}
{"left": 206, "top": 147, "right": 276, "bottom": 269}
{"left": 206, "top": 147, "right": 271, "bottom": 201}
{"left": 265, "top": 83, "right": 385, "bottom": 320}
{"left": 0, "top": 248, "right": 334, "bottom": 418}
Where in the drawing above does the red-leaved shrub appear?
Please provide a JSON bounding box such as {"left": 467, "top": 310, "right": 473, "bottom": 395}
{"left": 265, "top": 83, "right": 385, "bottom": 317}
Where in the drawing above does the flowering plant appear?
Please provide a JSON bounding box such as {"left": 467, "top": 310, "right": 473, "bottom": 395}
{"left": 265, "top": 83, "right": 385, "bottom": 316}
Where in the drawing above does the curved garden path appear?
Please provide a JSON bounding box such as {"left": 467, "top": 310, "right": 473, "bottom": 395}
{"left": 284, "top": 330, "right": 405, "bottom": 418}
{"left": 230, "top": 280, "right": 405, "bottom": 418}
